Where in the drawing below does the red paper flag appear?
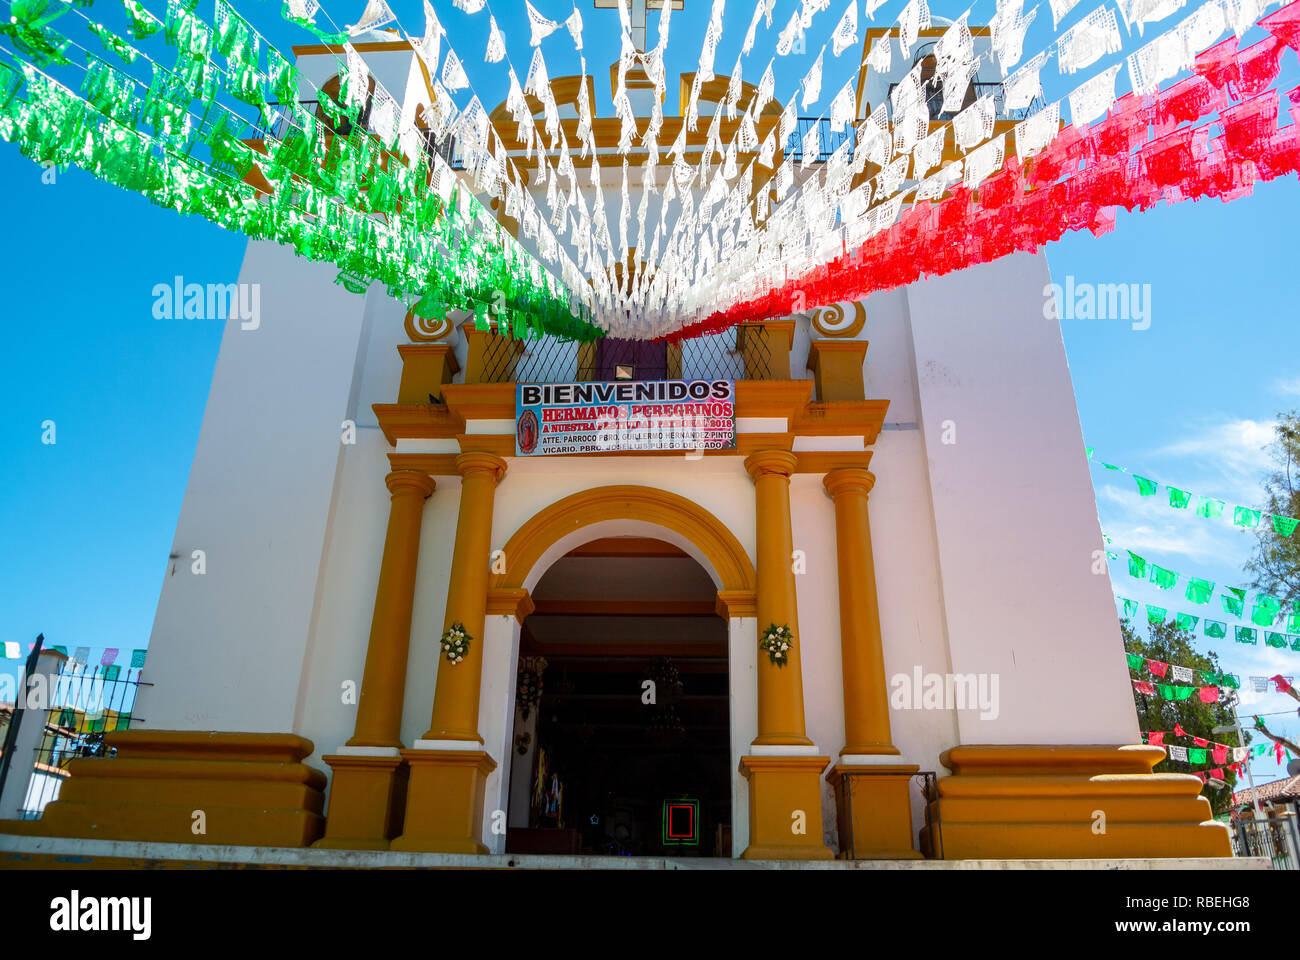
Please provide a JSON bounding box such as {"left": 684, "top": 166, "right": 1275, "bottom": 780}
{"left": 1195, "top": 772, "right": 1208, "bottom": 784}
{"left": 1212, "top": 745, "right": 1229, "bottom": 763}
{"left": 1277, "top": 741, "right": 1287, "bottom": 764}
{"left": 1147, "top": 659, "right": 1169, "bottom": 677}
{"left": 1174, "top": 722, "right": 1189, "bottom": 738}
{"left": 1134, "top": 680, "right": 1156, "bottom": 695}
{"left": 1210, "top": 768, "right": 1225, "bottom": 780}
{"left": 1260, "top": 0, "right": 1300, "bottom": 53}
{"left": 1198, "top": 686, "right": 1220, "bottom": 703}
{"left": 1272, "top": 674, "right": 1294, "bottom": 693}
{"left": 1147, "top": 731, "right": 1166, "bottom": 745}
{"left": 1193, "top": 737, "right": 1209, "bottom": 747}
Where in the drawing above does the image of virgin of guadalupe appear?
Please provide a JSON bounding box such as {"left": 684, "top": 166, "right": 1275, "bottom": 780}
{"left": 517, "top": 408, "right": 540, "bottom": 454}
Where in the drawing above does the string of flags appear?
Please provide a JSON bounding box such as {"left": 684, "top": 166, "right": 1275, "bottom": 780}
{"left": 1105, "top": 538, "right": 1300, "bottom": 629}
{"left": 1125, "top": 651, "right": 1240, "bottom": 688}
{"left": 0, "top": 643, "right": 147, "bottom": 671}
{"left": 2, "top": 0, "right": 1299, "bottom": 340}
{"left": 1088, "top": 448, "right": 1300, "bottom": 535}
{"left": 1116, "top": 596, "right": 1300, "bottom": 649}
{"left": 1131, "top": 674, "right": 1294, "bottom": 699}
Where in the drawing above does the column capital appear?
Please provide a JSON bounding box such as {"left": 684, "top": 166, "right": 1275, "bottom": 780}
{"left": 823, "top": 468, "right": 876, "bottom": 500}
{"left": 455, "top": 451, "right": 508, "bottom": 484}
{"left": 744, "top": 449, "right": 798, "bottom": 482}
{"left": 386, "top": 469, "right": 436, "bottom": 499}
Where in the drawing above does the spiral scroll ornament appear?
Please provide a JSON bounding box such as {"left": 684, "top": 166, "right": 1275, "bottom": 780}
{"left": 404, "top": 309, "right": 454, "bottom": 342}
{"left": 811, "top": 301, "right": 866, "bottom": 339}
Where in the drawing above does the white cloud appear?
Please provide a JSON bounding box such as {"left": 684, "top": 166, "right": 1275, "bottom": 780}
{"left": 1152, "top": 419, "right": 1277, "bottom": 504}
{"left": 1272, "top": 377, "right": 1300, "bottom": 397}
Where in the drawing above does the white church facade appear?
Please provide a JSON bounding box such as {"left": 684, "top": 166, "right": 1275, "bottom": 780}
{"left": 1, "top": 22, "right": 1231, "bottom": 862}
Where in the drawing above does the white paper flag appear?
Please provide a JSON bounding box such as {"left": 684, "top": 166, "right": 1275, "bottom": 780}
{"left": 829, "top": 81, "right": 855, "bottom": 132}
{"left": 867, "top": 32, "right": 892, "bottom": 73}
{"left": 486, "top": 16, "right": 506, "bottom": 63}
{"left": 347, "top": 0, "right": 395, "bottom": 36}
{"left": 1068, "top": 63, "right": 1121, "bottom": 126}
{"left": 526, "top": 1, "right": 561, "bottom": 46}
{"left": 441, "top": 48, "right": 469, "bottom": 92}
{"left": 831, "top": 1, "right": 859, "bottom": 56}
{"left": 801, "top": 46, "right": 825, "bottom": 108}
{"left": 898, "top": 0, "right": 931, "bottom": 57}
{"left": 1057, "top": 6, "right": 1123, "bottom": 75}
{"left": 1014, "top": 101, "right": 1060, "bottom": 158}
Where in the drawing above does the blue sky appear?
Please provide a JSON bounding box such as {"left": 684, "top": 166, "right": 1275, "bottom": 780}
{"left": 0, "top": 0, "right": 1297, "bottom": 786}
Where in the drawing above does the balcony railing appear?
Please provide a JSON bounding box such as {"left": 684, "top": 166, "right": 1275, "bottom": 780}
{"left": 473, "top": 323, "right": 780, "bottom": 385}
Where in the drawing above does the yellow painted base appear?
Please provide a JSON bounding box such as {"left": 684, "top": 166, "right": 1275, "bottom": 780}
{"left": 827, "top": 764, "right": 924, "bottom": 860}
{"left": 738, "top": 754, "right": 835, "bottom": 860}
{"left": 21, "top": 731, "right": 326, "bottom": 847}
{"left": 389, "top": 749, "right": 497, "bottom": 854}
{"left": 314, "top": 754, "right": 408, "bottom": 850}
{"left": 924, "top": 745, "right": 1233, "bottom": 859}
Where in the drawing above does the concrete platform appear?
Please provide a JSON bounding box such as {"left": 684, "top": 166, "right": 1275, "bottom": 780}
{"left": 0, "top": 833, "right": 1271, "bottom": 870}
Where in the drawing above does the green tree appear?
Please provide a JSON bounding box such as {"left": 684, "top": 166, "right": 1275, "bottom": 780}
{"left": 1246, "top": 410, "right": 1300, "bottom": 603}
{"left": 1123, "top": 618, "right": 1247, "bottom": 817}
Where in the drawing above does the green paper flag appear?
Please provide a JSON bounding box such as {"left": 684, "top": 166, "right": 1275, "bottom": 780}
{"left": 1188, "top": 747, "right": 1208, "bottom": 764}
{"left": 1291, "top": 635, "right": 1300, "bottom": 652}
{"left": 1102, "top": 462, "right": 1123, "bottom": 471}
{"left": 1150, "top": 564, "right": 1179, "bottom": 590}
{"left": 1146, "top": 605, "right": 1167, "bottom": 625}
{"left": 1233, "top": 506, "right": 1261, "bottom": 528}
{"left": 1168, "top": 487, "right": 1191, "bottom": 509}
{"left": 1127, "top": 551, "right": 1148, "bottom": 579}
{"left": 1086, "top": 446, "right": 1095, "bottom": 460}
{"left": 1196, "top": 496, "right": 1225, "bottom": 519}
{"left": 1176, "top": 612, "right": 1200, "bottom": 632}
{"left": 1251, "top": 596, "right": 1282, "bottom": 627}
{"left": 1185, "top": 577, "right": 1215, "bottom": 604}
{"left": 1134, "top": 475, "right": 1159, "bottom": 496}
{"left": 1204, "top": 620, "right": 1227, "bottom": 639}
{"left": 1272, "top": 514, "right": 1299, "bottom": 537}
{"left": 1266, "top": 631, "right": 1287, "bottom": 648}
{"left": 1126, "top": 653, "right": 1144, "bottom": 670}
{"left": 1222, "top": 588, "right": 1246, "bottom": 618}
{"left": 1235, "top": 626, "right": 1257, "bottom": 645}
{"left": 130, "top": 649, "right": 147, "bottom": 668}
{"left": 104, "top": 664, "right": 120, "bottom": 680}
{"left": 1119, "top": 597, "right": 1140, "bottom": 619}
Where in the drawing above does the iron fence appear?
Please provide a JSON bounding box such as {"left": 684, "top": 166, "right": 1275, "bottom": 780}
{"left": 13, "top": 660, "right": 147, "bottom": 820}
{"left": 476, "top": 323, "right": 778, "bottom": 385}
{"left": 833, "top": 769, "right": 941, "bottom": 860}
{"left": 1231, "top": 815, "right": 1300, "bottom": 869}
{"left": 787, "top": 117, "right": 856, "bottom": 164}
{"left": 237, "top": 101, "right": 465, "bottom": 169}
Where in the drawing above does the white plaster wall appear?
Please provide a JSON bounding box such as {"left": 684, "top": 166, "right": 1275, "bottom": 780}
{"left": 138, "top": 241, "right": 370, "bottom": 736}
{"left": 903, "top": 253, "right": 1138, "bottom": 745}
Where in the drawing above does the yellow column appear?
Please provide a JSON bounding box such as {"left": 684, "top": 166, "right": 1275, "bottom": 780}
{"left": 739, "top": 450, "right": 833, "bottom": 860}
{"left": 393, "top": 451, "right": 505, "bottom": 854}
{"left": 823, "top": 467, "right": 920, "bottom": 859}
{"left": 745, "top": 450, "right": 812, "bottom": 745}
{"left": 424, "top": 451, "right": 506, "bottom": 742}
{"left": 347, "top": 469, "right": 437, "bottom": 748}
{"left": 318, "top": 469, "right": 434, "bottom": 850}
{"left": 824, "top": 468, "right": 898, "bottom": 756}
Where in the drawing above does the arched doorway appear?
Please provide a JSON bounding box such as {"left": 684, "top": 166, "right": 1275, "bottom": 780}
{"left": 484, "top": 485, "right": 758, "bottom": 858}
{"left": 504, "top": 537, "right": 732, "bottom": 857}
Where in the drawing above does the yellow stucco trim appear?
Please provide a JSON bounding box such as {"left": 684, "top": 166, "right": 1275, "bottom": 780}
{"left": 928, "top": 745, "right": 1234, "bottom": 859}
{"left": 492, "top": 484, "right": 757, "bottom": 596}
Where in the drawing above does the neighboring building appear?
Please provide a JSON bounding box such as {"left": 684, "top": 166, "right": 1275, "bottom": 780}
{"left": 0, "top": 20, "right": 1231, "bottom": 862}
{"left": 1234, "top": 775, "right": 1300, "bottom": 818}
